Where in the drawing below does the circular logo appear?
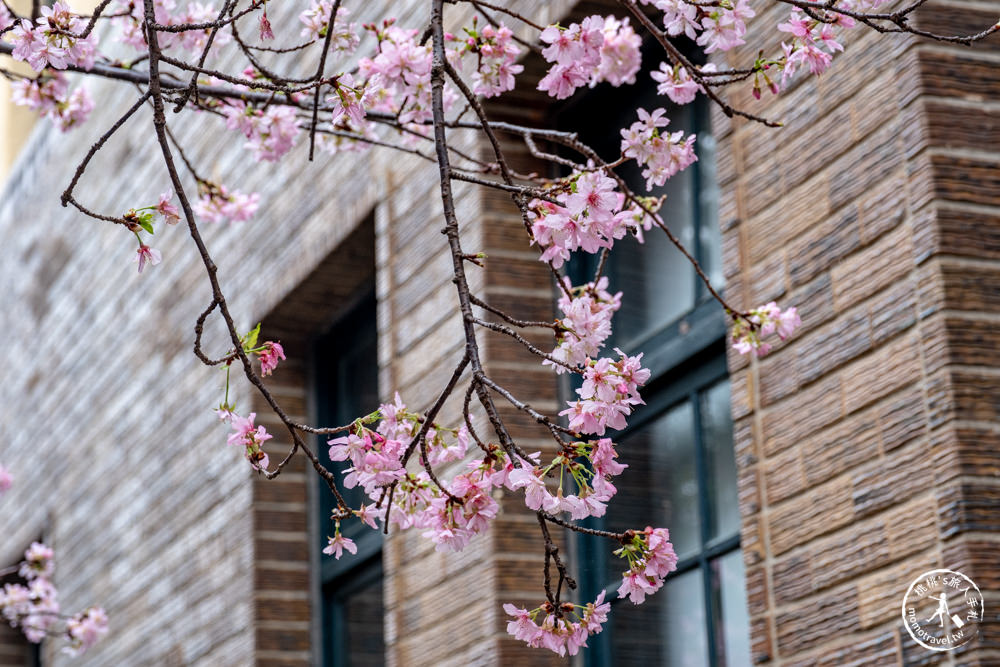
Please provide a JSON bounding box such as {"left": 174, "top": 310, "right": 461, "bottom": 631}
{"left": 901, "top": 569, "right": 983, "bottom": 651}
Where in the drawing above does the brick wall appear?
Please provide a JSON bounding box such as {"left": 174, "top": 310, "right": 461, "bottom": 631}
{"left": 717, "top": 2, "right": 1000, "bottom": 663}
{"left": 1, "top": 0, "right": 997, "bottom": 665}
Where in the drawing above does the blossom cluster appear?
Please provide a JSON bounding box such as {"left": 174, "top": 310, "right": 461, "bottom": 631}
{"left": 548, "top": 277, "right": 621, "bottom": 371}
{"left": 299, "top": 2, "right": 359, "bottom": 51}
{"left": 226, "top": 412, "right": 273, "bottom": 471}
{"left": 639, "top": 0, "right": 756, "bottom": 54}
{"left": 0, "top": 542, "right": 108, "bottom": 654}
{"left": 776, "top": 8, "right": 855, "bottom": 87}
{"left": 222, "top": 102, "right": 301, "bottom": 163}
{"left": 7, "top": 1, "right": 97, "bottom": 71}
{"left": 620, "top": 107, "right": 698, "bottom": 191}
{"left": 561, "top": 350, "right": 650, "bottom": 436}
{"left": 358, "top": 24, "right": 438, "bottom": 125}
{"left": 193, "top": 184, "right": 260, "bottom": 225}
{"left": 504, "top": 592, "right": 610, "bottom": 656}
{"left": 326, "top": 394, "right": 511, "bottom": 553}
{"left": 650, "top": 61, "right": 717, "bottom": 105}
{"left": 537, "top": 15, "right": 642, "bottom": 100}
{"left": 10, "top": 74, "right": 93, "bottom": 132}
{"left": 112, "top": 0, "right": 230, "bottom": 54}
{"left": 65, "top": 607, "right": 110, "bottom": 656}
{"left": 730, "top": 301, "right": 801, "bottom": 357}
{"left": 529, "top": 170, "right": 658, "bottom": 268}
{"left": 616, "top": 527, "right": 680, "bottom": 604}
{"left": 446, "top": 21, "right": 523, "bottom": 98}
{"left": 509, "top": 437, "right": 626, "bottom": 520}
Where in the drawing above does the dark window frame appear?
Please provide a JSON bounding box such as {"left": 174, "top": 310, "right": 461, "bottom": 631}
{"left": 576, "top": 352, "right": 743, "bottom": 667}
{"left": 312, "top": 288, "right": 384, "bottom": 667}
{"left": 1, "top": 556, "right": 45, "bottom": 667}
{"left": 550, "top": 50, "right": 747, "bottom": 666}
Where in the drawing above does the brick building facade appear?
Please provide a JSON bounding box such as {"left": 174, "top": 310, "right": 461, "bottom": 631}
{"left": 0, "top": 1, "right": 997, "bottom": 665}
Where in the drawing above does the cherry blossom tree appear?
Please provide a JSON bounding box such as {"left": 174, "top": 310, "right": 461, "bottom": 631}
{"left": 0, "top": 0, "right": 996, "bottom": 655}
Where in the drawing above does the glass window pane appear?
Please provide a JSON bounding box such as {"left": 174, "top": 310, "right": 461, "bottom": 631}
{"left": 316, "top": 296, "right": 380, "bottom": 543}
{"left": 605, "top": 101, "right": 698, "bottom": 348}
{"left": 342, "top": 576, "right": 384, "bottom": 666}
{"left": 608, "top": 207, "right": 695, "bottom": 349}
{"left": 696, "top": 128, "right": 723, "bottom": 292}
{"left": 602, "top": 399, "right": 701, "bottom": 574}
{"left": 651, "top": 401, "right": 701, "bottom": 559}
{"left": 326, "top": 560, "right": 385, "bottom": 667}
{"left": 605, "top": 567, "right": 709, "bottom": 666}
{"left": 714, "top": 551, "right": 752, "bottom": 667}
{"left": 608, "top": 592, "right": 666, "bottom": 663}
{"left": 701, "top": 380, "right": 740, "bottom": 544}
{"left": 664, "top": 568, "right": 710, "bottom": 667}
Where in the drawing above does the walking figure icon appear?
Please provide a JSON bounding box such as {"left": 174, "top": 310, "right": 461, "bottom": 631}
{"left": 926, "top": 594, "right": 950, "bottom": 628}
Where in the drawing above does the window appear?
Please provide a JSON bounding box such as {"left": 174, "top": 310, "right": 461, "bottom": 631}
{"left": 313, "top": 290, "right": 384, "bottom": 667}
{"left": 0, "top": 559, "right": 43, "bottom": 667}
{"left": 555, "top": 48, "right": 750, "bottom": 666}
{"left": 576, "top": 356, "right": 750, "bottom": 667}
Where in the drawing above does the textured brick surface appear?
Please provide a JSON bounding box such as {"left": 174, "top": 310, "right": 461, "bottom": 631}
{"left": 1, "top": 0, "right": 998, "bottom": 665}
{"left": 719, "top": 1, "right": 1000, "bottom": 664}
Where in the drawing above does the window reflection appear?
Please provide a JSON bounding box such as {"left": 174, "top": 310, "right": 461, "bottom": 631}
{"left": 314, "top": 293, "right": 383, "bottom": 667}
{"left": 580, "top": 371, "right": 751, "bottom": 666}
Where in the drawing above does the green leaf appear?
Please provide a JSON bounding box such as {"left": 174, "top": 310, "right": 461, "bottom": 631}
{"left": 244, "top": 322, "right": 261, "bottom": 350}
{"left": 138, "top": 212, "right": 155, "bottom": 235}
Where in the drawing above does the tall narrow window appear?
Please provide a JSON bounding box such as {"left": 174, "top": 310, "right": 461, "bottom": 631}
{"left": 556, "top": 48, "right": 750, "bottom": 666}
{"left": 313, "top": 290, "right": 383, "bottom": 667}
{"left": 0, "top": 559, "right": 43, "bottom": 667}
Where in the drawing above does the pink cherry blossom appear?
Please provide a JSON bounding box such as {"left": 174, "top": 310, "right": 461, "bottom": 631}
{"left": 548, "top": 277, "right": 621, "bottom": 371}
{"left": 593, "top": 16, "right": 642, "bottom": 87}
{"left": 503, "top": 592, "right": 611, "bottom": 655}
{"left": 322, "top": 533, "right": 358, "bottom": 559}
{"left": 258, "top": 10, "right": 274, "bottom": 40}
{"left": 617, "top": 568, "right": 660, "bottom": 604}
{"left": 257, "top": 341, "right": 285, "bottom": 376}
{"left": 620, "top": 107, "right": 698, "bottom": 190}
{"left": 9, "top": 2, "right": 99, "bottom": 72}
{"left": 537, "top": 63, "right": 590, "bottom": 100}
{"left": 649, "top": 62, "right": 716, "bottom": 105}
{"left": 560, "top": 351, "right": 649, "bottom": 436}
{"left": 11, "top": 74, "right": 93, "bottom": 132}
{"left": 503, "top": 604, "right": 541, "bottom": 645}
{"left": 194, "top": 185, "right": 259, "bottom": 224}
{"left": 697, "top": 0, "right": 755, "bottom": 53}
{"left": 731, "top": 302, "right": 801, "bottom": 357}
{"left": 537, "top": 16, "right": 608, "bottom": 99}
{"left": 299, "top": 2, "right": 358, "bottom": 53}
{"left": 0, "top": 465, "right": 11, "bottom": 494}
{"left": 354, "top": 504, "right": 380, "bottom": 530}
{"left": 65, "top": 607, "right": 109, "bottom": 656}
{"left": 449, "top": 22, "right": 524, "bottom": 98}
{"left": 227, "top": 412, "right": 273, "bottom": 471}
{"left": 614, "top": 526, "right": 678, "bottom": 605}
{"left": 134, "top": 244, "right": 162, "bottom": 273}
{"left": 591, "top": 438, "right": 627, "bottom": 477}
{"left": 327, "top": 74, "right": 372, "bottom": 127}
{"left": 20, "top": 542, "right": 54, "bottom": 580}
{"left": 223, "top": 102, "right": 301, "bottom": 162}
{"left": 508, "top": 468, "right": 558, "bottom": 512}
{"left": 156, "top": 191, "right": 180, "bottom": 224}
